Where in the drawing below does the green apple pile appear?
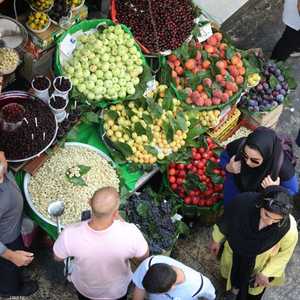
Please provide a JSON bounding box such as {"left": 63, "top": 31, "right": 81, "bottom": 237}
{"left": 63, "top": 24, "right": 144, "bottom": 103}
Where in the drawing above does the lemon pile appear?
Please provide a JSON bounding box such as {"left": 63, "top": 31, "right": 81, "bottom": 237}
{"left": 31, "top": 0, "right": 53, "bottom": 11}
{"left": 103, "top": 85, "right": 190, "bottom": 164}
{"left": 198, "top": 110, "right": 220, "bottom": 128}
{"left": 27, "top": 12, "right": 49, "bottom": 31}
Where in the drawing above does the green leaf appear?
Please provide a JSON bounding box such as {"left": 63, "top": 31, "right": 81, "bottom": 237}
{"left": 213, "top": 148, "right": 223, "bottom": 157}
{"left": 189, "top": 70, "right": 211, "bottom": 90}
{"left": 269, "top": 75, "right": 279, "bottom": 89}
{"left": 82, "top": 112, "right": 100, "bottom": 124}
{"left": 206, "top": 160, "right": 219, "bottom": 174}
{"left": 148, "top": 99, "right": 163, "bottom": 119}
{"left": 162, "top": 121, "right": 174, "bottom": 143}
{"left": 226, "top": 47, "right": 235, "bottom": 60}
{"left": 210, "top": 173, "right": 224, "bottom": 184}
{"left": 125, "top": 108, "right": 135, "bottom": 118}
{"left": 106, "top": 110, "right": 119, "bottom": 121}
{"left": 186, "top": 125, "right": 206, "bottom": 142}
{"left": 175, "top": 112, "right": 188, "bottom": 131}
{"left": 134, "top": 122, "right": 147, "bottom": 136}
{"left": 176, "top": 221, "right": 190, "bottom": 236}
{"left": 78, "top": 165, "right": 91, "bottom": 176}
{"left": 137, "top": 202, "right": 149, "bottom": 218}
{"left": 113, "top": 142, "right": 133, "bottom": 157}
{"left": 144, "top": 145, "right": 158, "bottom": 156}
{"left": 145, "top": 126, "right": 153, "bottom": 142}
{"left": 183, "top": 173, "right": 206, "bottom": 192}
{"left": 162, "top": 89, "right": 174, "bottom": 111}
{"left": 201, "top": 50, "right": 208, "bottom": 61}
{"left": 174, "top": 42, "right": 190, "bottom": 61}
{"left": 159, "top": 59, "right": 173, "bottom": 85}
{"left": 142, "top": 113, "right": 153, "bottom": 124}
{"left": 177, "top": 90, "right": 188, "bottom": 101}
{"left": 66, "top": 176, "right": 87, "bottom": 187}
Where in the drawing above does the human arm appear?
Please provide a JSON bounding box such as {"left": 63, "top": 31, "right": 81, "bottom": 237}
{"left": 53, "top": 230, "right": 70, "bottom": 262}
{"left": 130, "top": 224, "right": 149, "bottom": 263}
{"left": 1, "top": 248, "right": 34, "bottom": 267}
{"left": 260, "top": 218, "right": 298, "bottom": 279}
{"left": 281, "top": 175, "right": 299, "bottom": 196}
{"left": 132, "top": 286, "right": 146, "bottom": 300}
{"left": 209, "top": 224, "right": 226, "bottom": 256}
{"left": 196, "top": 275, "right": 216, "bottom": 300}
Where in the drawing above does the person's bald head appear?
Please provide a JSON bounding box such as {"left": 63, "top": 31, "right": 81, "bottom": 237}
{"left": 90, "top": 187, "right": 120, "bottom": 219}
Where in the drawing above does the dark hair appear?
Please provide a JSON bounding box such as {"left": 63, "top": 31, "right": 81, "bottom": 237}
{"left": 261, "top": 186, "right": 293, "bottom": 217}
{"left": 142, "top": 263, "right": 177, "bottom": 294}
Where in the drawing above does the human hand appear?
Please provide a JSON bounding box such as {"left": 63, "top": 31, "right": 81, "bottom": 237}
{"left": 11, "top": 250, "right": 34, "bottom": 267}
{"left": 0, "top": 151, "right": 7, "bottom": 174}
{"left": 254, "top": 273, "right": 270, "bottom": 288}
{"left": 226, "top": 155, "right": 241, "bottom": 174}
{"left": 261, "top": 175, "right": 280, "bottom": 189}
{"left": 209, "top": 240, "right": 221, "bottom": 256}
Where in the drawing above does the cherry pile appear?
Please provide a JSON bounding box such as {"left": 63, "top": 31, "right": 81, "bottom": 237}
{"left": 115, "top": 0, "right": 195, "bottom": 52}
{"left": 168, "top": 137, "right": 224, "bottom": 207}
{"left": 50, "top": 96, "right": 66, "bottom": 109}
{"left": 0, "top": 99, "right": 56, "bottom": 160}
{"left": 1, "top": 103, "right": 24, "bottom": 123}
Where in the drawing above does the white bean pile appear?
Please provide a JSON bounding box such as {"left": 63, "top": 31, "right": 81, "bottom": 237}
{"left": 29, "top": 146, "right": 119, "bottom": 225}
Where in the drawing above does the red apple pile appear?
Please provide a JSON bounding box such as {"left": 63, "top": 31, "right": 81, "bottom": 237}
{"left": 167, "top": 32, "right": 246, "bottom": 107}
{"left": 167, "top": 137, "right": 224, "bottom": 207}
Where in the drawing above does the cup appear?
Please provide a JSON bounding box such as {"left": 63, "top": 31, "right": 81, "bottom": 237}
{"left": 53, "top": 76, "right": 72, "bottom": 99}
{"left": 31, "top": 76, "right": 51, "bottom": 104}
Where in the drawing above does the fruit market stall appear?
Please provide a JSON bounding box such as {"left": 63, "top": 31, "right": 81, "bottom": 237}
{"left": 0, "top": 0, "right": 297, "bottom": 253}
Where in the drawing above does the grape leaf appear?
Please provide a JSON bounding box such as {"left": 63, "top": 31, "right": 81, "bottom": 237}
{"left": 113, "top": 142, "right": 133, "bottom": 157}
{"left": 162, "top": 121, "right": 174, "bottom": 143}
{"left": 269, "top": 75, "right": 279, "bottom": 89}
{"left": 78, "top": 165, "right": 91, "bottom": 176}
{"left": 162, "top": 89, "right": 174, "bottom": 111}
{"left": 175, "top": 112, "right": 187, "bottom": 131}
{"left": 186, "top": 125, "right": 206, "bottom": 142}
{"left": 137, "top": 202, "right": 149, "bottom": 218}
{"left": 106, "top": 110, "right": 119, "bottom": 121}
{"left": 144, "top": 145, "right": 158, "bottom": 156}
{"left": 142, "top": 113, "right": 153, "bottom": 124}
{"left": 145, "top": 126, "right": 153, "bottom": 142}
{"left": 67, "top": 176, "right": 87, "bottom": 187}
{"left": 134, "top": 122, "right": 147, "bottom": 136}
{"left": 148, "top": 99, "right": 163, "bottom": 119}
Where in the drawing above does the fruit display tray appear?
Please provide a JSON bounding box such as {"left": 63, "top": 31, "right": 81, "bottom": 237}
{"left": 208, "top": 108, "right": 241, "bottom": 142}
{"left": 24, "top": 5, "right": 88, "bottom": 50}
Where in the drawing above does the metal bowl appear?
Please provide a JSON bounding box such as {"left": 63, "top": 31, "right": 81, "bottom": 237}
{"left": 0, "top": 91, "right": 58, "bottom": 162}
{"left": 0, "top": 16, "right": 28, "bottom": 50}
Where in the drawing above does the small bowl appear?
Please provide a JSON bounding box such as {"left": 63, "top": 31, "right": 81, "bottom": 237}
{"left": 26, "top": 19, "right": 51, "bottom": 34}
{"left": 0, "top": 103, "right": 25, "bottom": 132}
{"left": 30, "top": 1, "right": 54, "bottom": 13}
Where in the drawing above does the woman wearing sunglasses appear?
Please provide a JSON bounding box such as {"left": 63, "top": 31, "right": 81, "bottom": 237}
{"left": 219, "top": 126, "right": 298, "bottom": 207}
{"left": 209, "top": 186, "right": 298, "bottom": 300}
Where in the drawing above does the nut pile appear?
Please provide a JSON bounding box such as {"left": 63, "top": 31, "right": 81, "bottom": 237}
{"left": 28, "top": 146, "right": 120, "bottom": 225}
{"left": 0, "top": 48, "right": 19, "bottom": 75}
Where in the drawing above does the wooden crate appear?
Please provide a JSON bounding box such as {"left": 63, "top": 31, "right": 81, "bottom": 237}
{"left": 242, "top": 104, "right": 283, "bottom": 128}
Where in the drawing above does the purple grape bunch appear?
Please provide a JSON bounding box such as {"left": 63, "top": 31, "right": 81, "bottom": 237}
{"left": 125, "top": 191, "right": 176, "bottom": 254}
{"left": 241, "top": 61, "right": 289, "bottom": 113}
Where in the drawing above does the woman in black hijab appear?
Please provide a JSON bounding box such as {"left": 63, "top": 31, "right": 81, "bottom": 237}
{"left": 219, "top": 126, "right": 298, "bottom": 207}
{"left": 209, "top": 186, "right": 298, "bottom": 300}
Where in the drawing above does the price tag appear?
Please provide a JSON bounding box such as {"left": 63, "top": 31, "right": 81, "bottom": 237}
{"left": 197, "top": 23, "right": 213, "bottom": 43}
{"left": 60, "top": 34, "right": 77, "bottom": 57}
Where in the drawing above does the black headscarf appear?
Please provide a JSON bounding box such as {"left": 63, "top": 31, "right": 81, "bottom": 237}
{"left": 226, "top": 127, "right": 295, "bottom": 192}
{"left": 218, "top": 186, "right": 291, "bottom": 299}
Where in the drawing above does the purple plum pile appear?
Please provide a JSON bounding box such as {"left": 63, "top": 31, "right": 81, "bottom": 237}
{"left": 241, "top": 61, "right": 289, "bottom": 112}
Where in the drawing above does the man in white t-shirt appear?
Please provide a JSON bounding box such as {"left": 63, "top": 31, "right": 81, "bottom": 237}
{"left": 53, "top": 186, "right": 149, "bottom": 300}
{"left": 132, "top": 255, "right": 216, "bottom": 300}
{"left": 271, "top": 0, "right": 300, "bottom": 60}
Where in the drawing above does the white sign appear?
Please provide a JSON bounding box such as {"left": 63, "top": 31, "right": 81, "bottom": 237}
{"left": 60, "top": 34, "right": 77, "bottom": 57}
